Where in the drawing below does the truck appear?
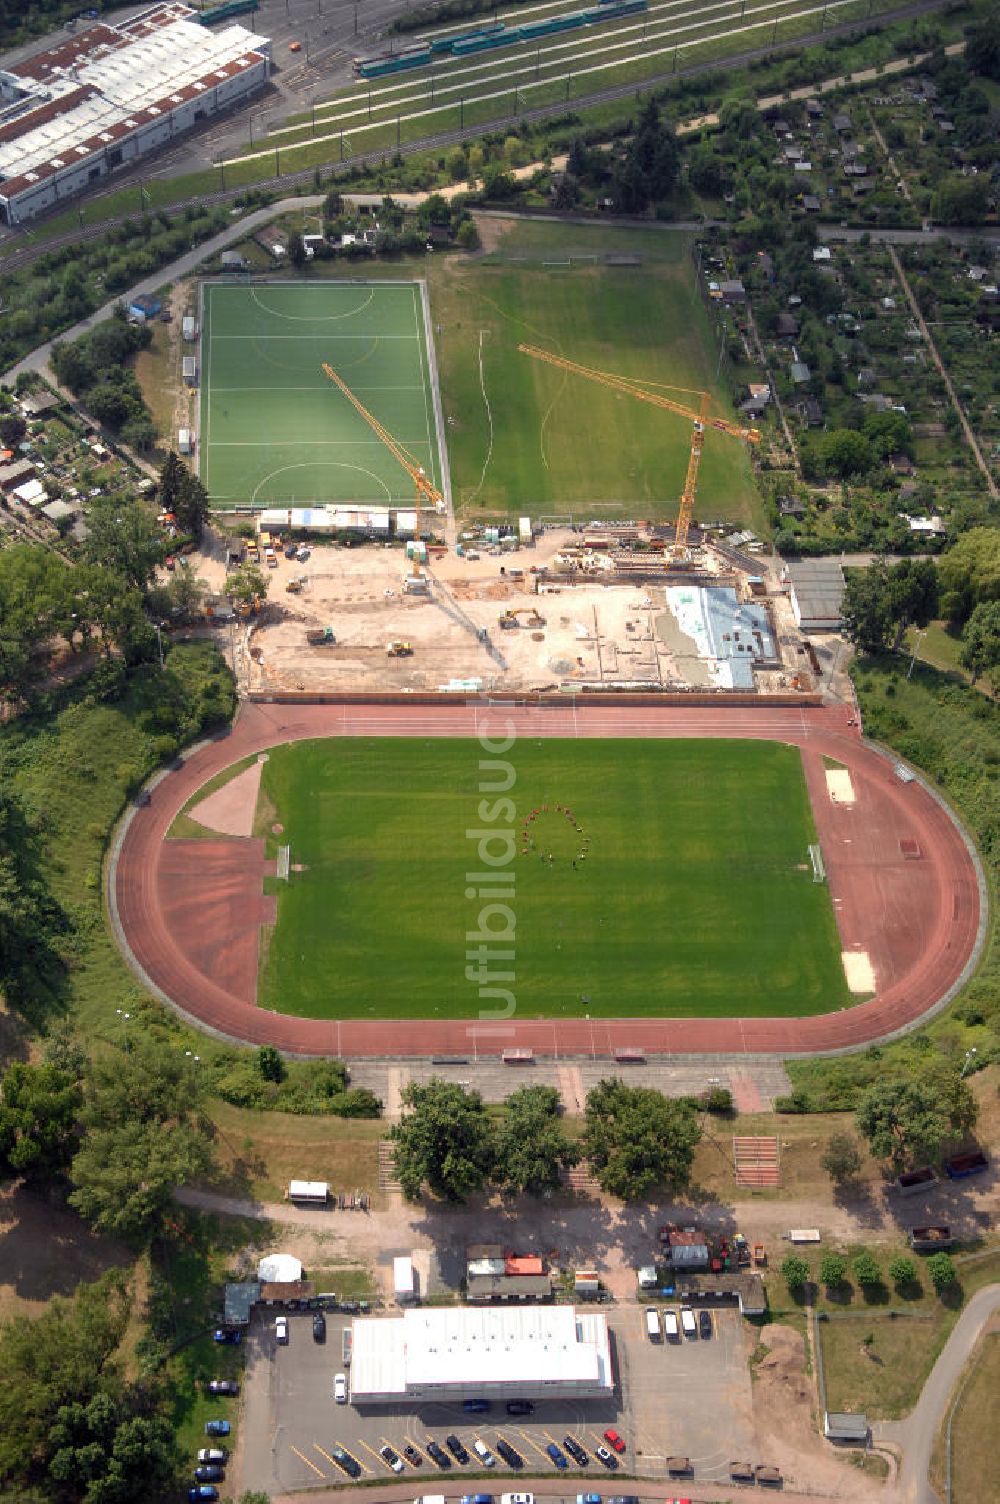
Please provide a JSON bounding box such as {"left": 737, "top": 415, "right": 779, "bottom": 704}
{"left": 306, "top": 627, "right": 336, "bottom": 646}
{"left": 386, "top": 640, "right": 413, "bottom": 656}
{"left": 644, "top": 1308, "right": 661, "bottom": 1341}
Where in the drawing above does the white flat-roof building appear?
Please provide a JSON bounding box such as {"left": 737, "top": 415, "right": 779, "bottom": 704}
{"left": 349, "top": 1306, "right": 614, "bottom": 1406}
{"left": 0, "top": 2, "right": 270, "bottom": 225}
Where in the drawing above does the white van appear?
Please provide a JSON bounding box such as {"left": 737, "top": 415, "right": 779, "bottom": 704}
{"left": 663, "top": 1309, "right": 679, "bottom": 1341}
{"left": 680, "top": 1307, "right": 697, "bottom": 1339}
{"left": 644, "top": 1307, "right": 661, "bottom": 1341}
{"left": 416, "top": 1496, "right": 446, "bottom": 1504}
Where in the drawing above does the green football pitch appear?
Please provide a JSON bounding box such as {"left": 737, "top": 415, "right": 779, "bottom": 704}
{"left": 198, "top": 280, "right": 444, "bottom": 508}
{"left": 255, "top": 737, "right": 850, "bottom": 1021}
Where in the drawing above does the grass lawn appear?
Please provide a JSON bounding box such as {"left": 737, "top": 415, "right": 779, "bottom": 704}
{"left": 432, "top": 221, "right": 757, "bottom": 522}
{"left": 931, "top": 1332, "right": 1000, "bottom": 1504}
{"left": 206, "top": 1102, "right": 383, "bottom": 1202}
{"left": 199, "top": 280, "right": 443, "bottom": 509}
{"left": 255, "top": 736, "right": 848, "bottom": 1020}
{"left": 902, "top": 620, "right": 968, "bottom": 680}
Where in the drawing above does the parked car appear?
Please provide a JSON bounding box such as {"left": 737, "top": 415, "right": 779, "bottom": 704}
{"left": 205, "top": 1421, "right": 231, "bottom": 1437}
{"left": 645, "top": 1307, "right": 661, "bottom": 1341}
{"left": 595, "top": 1447, "right": 617, "bottom": 1469}
{"left": 472, "top": 1440, "right": 495, "bottom": 1468}
{"left": 564, "top": 1436, "right": 589, "bottom": 1466}
{"left": 194, "top": 1466, "right": 225, "bottom": 1482}
{"left": 495, "top": 1438, "right": 524, "bottom": 1469}
{"left": 577, "top": 1495, "right": 602, "bottom": 1504}
{"left": 506, "top": 1400, "right": 534, "bottom": 1416}
{"left": 427, "top": 1441, "right": 452, "bottom": 1469}
{"left": 284, "top": 544, "right": 297, "bottom": 558}
{"left": 446, "top": 1435, "right": 471, "bottom": 1464}
{"left": 188, "top": 1490, "right": 218, "bottom": 1503}
{"left": 460, "top": 1494, "right": 492, "bottom": 1504}
{"left": 380, "top": 1445, "right": 405, "bottom": 1474}
{"left": 313, "top": 1312, "right": 326, "bottom": 1342}
{"left": 403, "top": 1444, "right": 423, "bottom": 1467}
{"left": 197, "top": 1449, "right": 227, "bottom": 1465}
{"left": 663, "top": 1309, "right": 679, "bottom": 1340}
{"left": 699, "top": 1310, "right": 713, "bottom": 1339}
{"left": 603, "top": 1431, "right": 626, "bottom": 1454}
{"left": 212, "top": 1329, "right": 240, "bottom": 1345}
{"left": 502, "top": 1495, "right": 534, "bottom": 1504}
{"left": 333, "top": 1372, "right": 347, "bottom": 1403}
{"left": 275, "top": 1316, "right": 288, "bottom": 1344}
{"left": 609, "top": 1496, "right": 640, "bottom": 1503}
{"left": 546, "top": 1443, "right": 568, "bottom": 1470}
{"left": 331, "top": 1446, "right": 360, "bottom": 1477}
{"left": 680, "top": 1307, "right": 697, "bottom": 1338}
{"left": 206, "top": 1379, "right": 238, "bottom": 1396}
{"left": 464, "top": 1399, "right": 491, "bottom": 1413}
{"left": 296, "top": 545, "right": 310, "bottom": 561}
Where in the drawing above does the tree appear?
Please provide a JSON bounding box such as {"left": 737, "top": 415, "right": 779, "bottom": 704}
{"left": 852, "top": 1251, "right": 883, "bottom": 1288}
{"left": 456, "top": 218, "right": 479, "bottom": 251}
{"left": 68, "top": 1043, "right": 213, "bottom": 1244}
{"left": 939, "top": 527, "right": 1000, "bottom": 623}
{"left": 688, "top": 145, "right": 727, "bottom": 196}
{"left": 388, "top": 1079, "right": 495, "bottom": 1202}
{"left": 821, "top": 1132, "right": 864, "bottom": 1187}
{"left": 288, "top": 231, "right": 308, "bottom": 269}
{"left": 0, "top": 1270, "right": 130, "bottom": 1486}
{"left": 446, "top": 147, "right": 467, "bottom": 181}
{"left": 960, "top": 600, "right": 1000, "bottom": 684}
{"left": 174, "top": 472, "right": 210, "bottom": 540}
{"left": 932, "top": 176, "right": 989, "bottom": 226}
{"left": 0, "top": 412, "right": 27, "bottom": 448}
{"left": 918, "top": 1059, "right": 978, "bottom": 1139}
{"left": 821, "top": 428, "right": 872, "bottom": 478}
{"left": 84, "top": 500, "right": 164, "bottom": 594}
{"left": 0, "top": 787, "right": 70, "bottom": 1016}
{"left": 225, "top": 561, "right": 268, "bottom": 609}
{"left": 820, "top": 1252, "right": 848, "bottom": 1287}
{"left": 965, "top": 17, "right": 1000, "bottom": 79}
{"left": 493, "top": 1084, "right": 579, "bottom": 1196}
{"left": 257, "top": 1045, "right": 285, "bottom": 1083}
{"left": 855, "top": 1079, "right": 950, "bottom": 1172}
{"left": 842, "top": 557, "right": 938, "bottom": 655}
{"left": 582, "top": 1078, "right": 701, "bottom": 1201}
{"left": 0, "top": 1063, "right": 81, "bottom": 1181}
{"left": 156, "top": 450, "right": 185, "bottom": 515}
{"left": 781, "top": 1254, "right": 810, "bottom": 1293}
{"left": 927, "top": 1252, "right": 957, "bottom": 1294}
{"left": 889, "top": 1255, "right": 917, "bottom": 1289}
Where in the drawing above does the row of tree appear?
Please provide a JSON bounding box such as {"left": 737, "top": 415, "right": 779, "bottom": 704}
{"left": 389, "top": 1077, "right": 702, "bottom": 1202}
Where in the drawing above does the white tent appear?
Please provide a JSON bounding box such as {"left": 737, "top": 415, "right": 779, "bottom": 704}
{"left": 257, "top": 1253, "right": 303, "bottom": 1283}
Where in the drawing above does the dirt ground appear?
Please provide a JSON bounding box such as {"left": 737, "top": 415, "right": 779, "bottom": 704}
{"left": 214, "top": 529, "right": 806, "bottom": 696}
{"left": 0, "top": 1182, "right": 133, "bottom": 1320}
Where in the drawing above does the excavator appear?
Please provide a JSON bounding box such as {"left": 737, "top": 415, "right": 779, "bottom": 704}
{"left": 498, "top": 608, "right": 546, "bottom": 630}
{"left": 517, "top": 344, "right": 760, "bottom": 562}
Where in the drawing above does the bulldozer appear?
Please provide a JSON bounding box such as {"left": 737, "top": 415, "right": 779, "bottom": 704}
{"left": 386, "top": 640, "right": 413, "bottom": 657}
{"left": 498, "top": 608, "right": 546, "bottom": 630}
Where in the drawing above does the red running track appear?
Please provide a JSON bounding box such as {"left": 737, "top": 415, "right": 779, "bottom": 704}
{"left": 110, "top": 699, "right": 983, "bottom": 1058}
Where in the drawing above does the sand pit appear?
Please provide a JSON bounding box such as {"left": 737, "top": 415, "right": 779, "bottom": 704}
{"left": 842, "top": 949, "right": 876, "bottom": 993}
{"left": 826, "top": 768, "right": 855, "bottom": 804}
{"left": 188, "top": 757, "right": 265, "bottom": 838}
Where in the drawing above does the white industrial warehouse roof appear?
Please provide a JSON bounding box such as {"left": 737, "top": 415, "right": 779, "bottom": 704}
{"left": 350, "top": 1306, "right": 612, "bottom": 1400}
{"left": 0, "top": 10, "right": 268, "bottom": 184}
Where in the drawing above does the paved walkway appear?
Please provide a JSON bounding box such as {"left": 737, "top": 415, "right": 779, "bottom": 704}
{"left": 877, "top": 1283, "right": 1000, "bottom": 1504}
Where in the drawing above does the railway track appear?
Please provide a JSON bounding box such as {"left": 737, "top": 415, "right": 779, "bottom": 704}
{"left": 0, "top": 0, "right": 952, "bottom": 279}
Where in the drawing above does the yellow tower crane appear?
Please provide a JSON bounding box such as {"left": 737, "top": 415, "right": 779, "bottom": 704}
{"left": 321, "top": 361, "right": 443, "bottom": 579}
{"left": 518, "top": 344, "right": 760, "bottom": 559}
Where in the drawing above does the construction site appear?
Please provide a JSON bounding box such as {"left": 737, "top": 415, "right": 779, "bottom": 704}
{"left": 221, "top": 521, "right": 829, "bottom": 698}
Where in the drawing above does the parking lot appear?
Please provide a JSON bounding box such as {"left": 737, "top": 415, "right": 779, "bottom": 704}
{"left": 241, "top": 1304, "right": 755, "bottom": 1495}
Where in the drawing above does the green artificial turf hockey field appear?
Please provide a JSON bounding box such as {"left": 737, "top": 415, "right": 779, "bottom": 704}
{"left": 255, "top": 736, "right": 848, "bottom": 1021}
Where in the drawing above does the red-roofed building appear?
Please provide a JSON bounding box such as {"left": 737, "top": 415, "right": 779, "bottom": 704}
{"left": 0, "top": 2, "right": 270, "bottom": 225}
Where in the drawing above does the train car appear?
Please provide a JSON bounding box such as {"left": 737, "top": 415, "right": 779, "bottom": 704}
{"left": 197, "top": 0, "right": 258, "bottom": 23}
{"left": 428, "top": 22, "right": 505, "bottom": 54}
{"left": 581, "top": 0, "right": 647, "bottom": 19}
{"left": 451, "top": 29, "right": 516, "bottom": 56}
{"left": 517, "top": 10, "right": 589, "bottom": 39}
{"left": 354, "top": 43, "right": 431, "bottom": 77}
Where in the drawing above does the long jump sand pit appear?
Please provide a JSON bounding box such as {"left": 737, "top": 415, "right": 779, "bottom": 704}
{"left": 109, "top": 700, "right": 983, "bottom": 1059}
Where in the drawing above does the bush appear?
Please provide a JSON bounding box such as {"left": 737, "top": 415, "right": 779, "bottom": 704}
{"left": 781, "top": 1254, "right": 810, "bottom": 1293}
{"left": 700, "top": 1085, "right": 734, "bottom": 1114}
{"left": 927, "top": 1252, "right": 956, "bottom": 1293}
{"left": 820, "top": 1253, "right": 848, "bottom": 1287}
{"left": 889, "top": 1256, "right": 917, "bottom": 1289}
{"left": 853, "top": 1251, "right": 883, "bottom": 1287}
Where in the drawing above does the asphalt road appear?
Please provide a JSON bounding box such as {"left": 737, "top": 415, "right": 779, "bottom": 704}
{"left": 878, "top": 1281, "right": 1000, "bottom": 1504}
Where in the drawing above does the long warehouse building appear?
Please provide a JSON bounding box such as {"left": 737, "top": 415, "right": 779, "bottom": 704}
{"left": 0, "top": 1, "right": 270, "bottom": 226}
{"left": 349, "top": 1306, "right": 615, "bottom": 1405}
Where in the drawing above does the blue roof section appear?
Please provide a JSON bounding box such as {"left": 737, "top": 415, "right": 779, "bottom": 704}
{"left": 667, "top": 586, "right": 775, "bottom": 690}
